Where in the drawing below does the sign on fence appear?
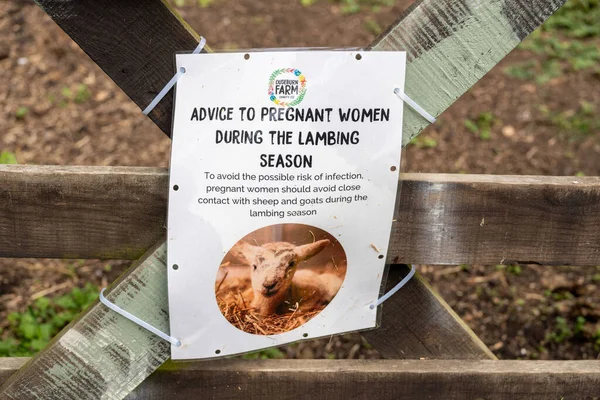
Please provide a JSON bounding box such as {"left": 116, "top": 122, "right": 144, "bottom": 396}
{"left": 167, "top": 50, "right": 406, "bottom": 359}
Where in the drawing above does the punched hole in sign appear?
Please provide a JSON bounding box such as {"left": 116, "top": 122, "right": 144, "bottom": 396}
{"left": 173, "top": 184, "right": 179, "bottom": 191}
{"left": 244, "top": 53, "right": 250, "bottom": 60}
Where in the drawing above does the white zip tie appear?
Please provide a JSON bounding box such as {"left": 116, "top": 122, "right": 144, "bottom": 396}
{"left": 369, "top": 265, "right": 416, "bottom": 309}
{"left": 142, "top": 36, "right": 207, "bottom": 116}
{"left": 394, "top": 88, "right": 436, "bottom": 124}
{"left": 99, "top": 288, "right": 182, "bottom": 347}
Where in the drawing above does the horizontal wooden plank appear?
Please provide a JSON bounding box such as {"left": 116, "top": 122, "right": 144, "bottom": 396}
{"left": 2, "top": 165, "right": 600, "bottom": 266}
{"left": 2, "top": 358, "right": 600, "bottom": 399}
{"left": 0, "top": 165, "right": 166, "bottom": 260}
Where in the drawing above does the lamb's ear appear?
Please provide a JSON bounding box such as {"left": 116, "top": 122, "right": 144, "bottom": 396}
{"left": 295, "top": 239, "right": 330, "bottom": 262}
{"left": 230, "top": 241, "right": 262, "bottom": 265}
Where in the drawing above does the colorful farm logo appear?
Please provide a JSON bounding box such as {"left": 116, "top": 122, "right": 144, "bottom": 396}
{"left": 268, "top": 68, "right": 307, "bottom": 107}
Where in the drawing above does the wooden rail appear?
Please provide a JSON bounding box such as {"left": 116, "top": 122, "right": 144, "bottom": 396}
{"left": 2, "top": 358, "right": 600, "bottom": 399}
{"left": 2, "top": 165, "right": 599, "bottom": 266}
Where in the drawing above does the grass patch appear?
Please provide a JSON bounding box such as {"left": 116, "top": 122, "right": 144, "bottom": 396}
{"left": 505, "top": 0, "right": 600, "bottom": 82}
{"left": 0, "top": 284, "right": 98, "bottom": 356}
{"left": 541, "top": 0, "right": 600, "bottom": 38}
{"left": 15, "top": 106, "right": 28, "bottom": 120}
{"left": 0, "top": 151, "right": 17, "bottom": 164}
{"left": 409, "top": 135, "right": 437, "bottom": 149}
{"left": 540, "top": 101, "right": 599, "bottom": 139}
{"left": 300, "top": 0, "right": 394, "bottom": 13}
{"left": 242, "top": 347, "right": 286, "bottom": 359}
{"left": 465, "top": 112, "right": 497, "bottom": 141}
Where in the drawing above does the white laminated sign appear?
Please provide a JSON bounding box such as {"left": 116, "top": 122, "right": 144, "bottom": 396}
{"left": 168, "top": 50, "right": 406, "bottom": 359}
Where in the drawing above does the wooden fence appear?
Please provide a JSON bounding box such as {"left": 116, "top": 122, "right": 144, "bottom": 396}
{"left": 2, "top": 0, "right": 599, "bottom": 399}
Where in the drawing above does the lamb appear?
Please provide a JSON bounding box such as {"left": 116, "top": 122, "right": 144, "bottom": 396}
{"left": 230, "top": 239, "right": 343, "bottom": 315}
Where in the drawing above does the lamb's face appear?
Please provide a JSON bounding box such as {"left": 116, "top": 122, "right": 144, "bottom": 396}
{"left": 249, "top": 248, "right": 298, "bottom": 297}
{"left": 231, "top": 239, "right": 331, "bottom": 299}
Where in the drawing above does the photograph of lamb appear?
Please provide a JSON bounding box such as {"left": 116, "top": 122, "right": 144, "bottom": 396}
{"left": 215, "top": 223, "right": 347, "bottom": 335}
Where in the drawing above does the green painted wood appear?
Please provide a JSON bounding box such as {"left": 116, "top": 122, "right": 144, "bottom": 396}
{"left": 34, "top": 0, "right": 566, "bottom": 144}
{"left": 2, "top": 0, "right": 569, "bottom": 398}
{"left": 0, "top": 242, "right": 171, "bottom": 400}
{"left": 370, "top": 0, "right": 568, "bottom": 145}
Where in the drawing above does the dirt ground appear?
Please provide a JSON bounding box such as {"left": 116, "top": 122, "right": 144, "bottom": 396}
{"left": 1, "top": 0, "right": 599, "bottom": 360}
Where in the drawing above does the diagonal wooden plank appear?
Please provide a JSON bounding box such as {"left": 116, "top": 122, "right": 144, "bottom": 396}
{"left": 0, "top": 241, "right": 172, "bottom": 400}
{"left": 34, "top": 0, "right": 567, "bottom": 143}
{"left": 371, "top": 0, "right": 567, "bottom": 144}
{"left": 32, "top": 0, "right": 204, "bottom": 136}
{"left": 2, "top": 0, "right": 569, "bottom": 398}
{"left": 364, "top": 265, "right": 495, "bottom": 359}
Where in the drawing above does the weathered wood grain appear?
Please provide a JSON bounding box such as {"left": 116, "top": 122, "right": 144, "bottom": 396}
{"left": 3, "top": 165, "right": 600, "bottom": 266}
{"left": 0, "top": 165, "right": 166, "bottom": 260}
{"left": 3, "top": 358, "right": 600, "bottom": 400}
{"left": 33, "top": 0, "right": 205, "bottom": 136}
{"left": 0, "top": 242, "right": 172, "bottom": 400}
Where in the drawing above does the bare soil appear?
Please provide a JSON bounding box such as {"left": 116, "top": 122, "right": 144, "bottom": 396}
{"left": 1, "top": 0, "right": 599, "bottom": 360}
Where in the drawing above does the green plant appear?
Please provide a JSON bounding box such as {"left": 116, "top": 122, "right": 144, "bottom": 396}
{"left": 74, "top": 84, "right": 91, "bottom": 104}
{"left": 61, "top": 86, "right": 73, "bottom": 99}
{"left": 505, "top": 0, "right": 600, "bottom": 81}
{"left": 409, "top": 135, "right": 438, "bottom": 149}
{"left": 594, "top": 329, "right": 600, "bottom": 351}
{"left": 242, "top": 347, "right": 285, "bottom": 359}
{"left": 504, "top": 61, "right": 537, "bottom": 80}
{"left": 541, "top": 0, "right": 600, "bottom": 38}
{"left": 540, "top": 101, "right": 599, "bottom": 139}
{"left": 546, "top": 316, "right": 573, "bottom": 344}
{"left": 364, "top": 18, "right": 382, "bottom": 35}
{"left": 507, "top": 265, "right": 522, "bottom": 276}
{"left": 0, "top": 284, "right": 98, "bottom": 356}
{"left": 465, "top": 112, "right": 497, "bottom": 140}
{"left": 551, "top": 291, "right": 575, "bottom": 302}
{"left": 0, "top": 151, "right": 17, "bottom": 164}
{"left": 15, "top": 106, "right": 29, "bottom": 120}
{"left": 304, "top": 0, "right": 394, "bottom": 14}
{"left": 574, "top": 316, "right": 587, "bottom": 335}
